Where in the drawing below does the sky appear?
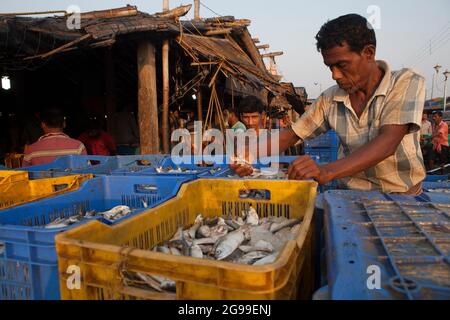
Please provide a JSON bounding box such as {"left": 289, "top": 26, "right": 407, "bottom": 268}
{"left": 1, "top": 0, "right": 449, "bottom": 99}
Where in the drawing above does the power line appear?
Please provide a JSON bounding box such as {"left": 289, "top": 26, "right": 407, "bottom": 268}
{"left": 199, "top": 0, "right": 222, "bottom": 17}
{"left": 412, "top": 30, "right": 450, "bottom": 66}
{"left": 407, "top": 21, "right": 450, "bottom": 65}
{"left": 413, "top": 32, "right": 450, "bottom": 67}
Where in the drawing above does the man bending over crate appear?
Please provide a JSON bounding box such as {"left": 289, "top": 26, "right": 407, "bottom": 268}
{"left": 232, "top": 14, "right": 426, "bottom": 195}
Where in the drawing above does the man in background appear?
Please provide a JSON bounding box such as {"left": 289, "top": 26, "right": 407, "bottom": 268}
{"left": 78, "top": 118, "right": 117, "bottom": 156}
{"left": 227, "top": 107, "right": 247, "bottom": 133}
{"left": 23, "top": 108, "right": 86, "bottom": 166}
{"left": 427, "top": 111, "right": 449, "bottom": 170}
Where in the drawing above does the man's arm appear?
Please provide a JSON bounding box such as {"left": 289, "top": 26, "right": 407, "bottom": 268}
{"left": 287, "top": 124, "right": 409, "bottom": 184}
{"left": 230, "top": 128, "right": 300, "bottom": 176}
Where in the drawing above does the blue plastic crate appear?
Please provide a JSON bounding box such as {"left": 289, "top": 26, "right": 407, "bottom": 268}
{"left": 305, "top": 148, "right": 338, "bottom": 164}
{"left": 424, "top": 175, "right": 449, "bottom": 182}
{"left": 304, "top": 130, "right": 339, "bottom": 149}
{"left": 0, "top": 175, "right": 188, "bottom": 300}
{"left": 19, "top": 155, "right": 167, "bottom": 179}
{"left": 422, "top": 182, "right": 450, "bottom": 192}
{"left": 321, "top": 190, "right": 450, "bottom": 300}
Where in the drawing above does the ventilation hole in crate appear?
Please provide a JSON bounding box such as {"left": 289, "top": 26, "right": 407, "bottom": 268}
{"left": 349, "top": 260, "right": 355, "bottom": 264}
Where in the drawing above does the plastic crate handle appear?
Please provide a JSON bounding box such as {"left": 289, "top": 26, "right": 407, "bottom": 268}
{"left": 134, "top": 184, "right": 159, "bottom": 194}
{"left": 239, "top": 189, "right": 271, "bottom": 200}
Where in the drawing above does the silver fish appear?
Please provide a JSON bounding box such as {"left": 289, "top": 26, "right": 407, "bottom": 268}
{"left": 136, "top": 272, "right": 163, "bottom": 292}
{"left": 198, "top": 244, "right": 213, "bottom": 255}
{"left": 269, "top": 219, "right": 301, "bottom": 233}
{"left": 237, "top": 251, "right": 269, "bottom": 265}
{"left": 239, "top": 240, "right": 274, "bottom": 253}
{"left": 244, "top": 206, "right": 259, "bottom": 226}
{"left": 190, "top": 244, "right": 204, "bottom": 259}
{"left": 102, "top": 205, "right": 132, "bottom": 221}
{"left": 170, "top": 227, "right": 183, "bottom": 243}
{"left": 193, "top": 238, "right": 217, "bottom": 246}
{"left": 188, "top": 214, "right": 203, "bottom": 239}
{"left": 197, "top": 225, "right": 211, "bottom": 238}
{"left": 204, "top": 217, "right": 219, "bottom": 226}
{"left": 214, "top": 229, "right": 246, "bottom": 260}
{"left": 156, "top": 246, "right": 171, "bottom": 254}
{"left": 253, "top": 253, "right": 278, "bottom": 266}
{"left": 169, "top": 247, "right": 182, "bottom": 256}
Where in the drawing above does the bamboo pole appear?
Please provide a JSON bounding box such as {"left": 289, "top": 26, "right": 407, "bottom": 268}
{"left": 162, "top": 40, "right": 170, "bottom": 154}
{"left": 137, "top": 41, "right": 160, "bottom": 154}
{"left": 194, "top": 0, "right": 200, "bottom": 21}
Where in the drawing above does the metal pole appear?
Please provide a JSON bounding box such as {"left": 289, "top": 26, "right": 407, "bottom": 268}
{"left": 432, "top": 64, "right": 442, "bottom": 100}
{"left": 443, "top": 70, "right": 450, "bottom": 112}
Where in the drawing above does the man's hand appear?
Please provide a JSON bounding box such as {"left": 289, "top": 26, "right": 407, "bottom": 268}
{"left": 287, "top": 155, "right": 333, "bottom": 185}
{"left": 230, "top": 162, "right": 254, "bottom": 177}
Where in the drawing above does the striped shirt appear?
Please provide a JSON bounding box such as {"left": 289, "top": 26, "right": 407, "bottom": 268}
{"left": 23, "top": 132, "right": 87, "bottom": 166}
{"left": 291, "top": 60, "right": 426, "bottom": 194}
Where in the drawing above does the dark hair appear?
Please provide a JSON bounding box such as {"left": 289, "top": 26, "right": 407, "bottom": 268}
{"left": 315, "top": 14, "right": 376, "bottom": 53}
{"left": 227, "top": 107, "right": 239, "bottom": 117}
{"left": 239, "top": 96, "right": 265, "bottom": 114}
{"left": 41, "top": 108, "right": 65, "bottom": 128}
{"left": 433, "top": 111, "right": 443, "bottom": 117}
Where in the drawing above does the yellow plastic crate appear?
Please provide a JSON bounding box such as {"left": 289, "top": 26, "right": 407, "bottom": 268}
{"left": 0, "top": 173, "right": 93, "bottom": 209}
{"left": 56, "top": 179, "right": 318, "bottom": 300}
{"left": 4, "top": 153, "right": 24, "bottom": 168}
{"left": 0, "top": 170, "right": 29, "bottom": 193}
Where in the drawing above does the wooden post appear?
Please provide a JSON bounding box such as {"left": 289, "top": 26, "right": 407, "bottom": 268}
{"left": 197, "top": 85, "right": 203, "bottom": 121}
{"left": 162, "top": 40, "right": 170, "bottom": 154}
{"left": 137, "top": 41, "right": 159, "bottom": 154}
{"left": 194, "top": 0, "right": 200, "bottom": 20}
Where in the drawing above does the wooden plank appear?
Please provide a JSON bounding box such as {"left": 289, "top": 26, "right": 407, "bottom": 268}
{"left": 194, "top": 0, "right": 200, "bottom": 20}
{"left": 237, "top": 30, "right": 266, "bottom": 72}
{"left": 261, "top": 51, "right": 284, "bottom": 58}
{"left": 252, "top": 38, "right": 260, "bottom": 43}
{"left": 205, "top": 28, "right": 233, "bottom": 36}
{"left": 256, "top": 44, "right": 270, "bottom": 50}
{"left": 23, "top": 34, "right": 92, "bottom": 60}
{"left": 162, "top": 40, "right": 170, "bottom": 154}
{"left": 137, "top": 41, "right": 160, "bottom": 154}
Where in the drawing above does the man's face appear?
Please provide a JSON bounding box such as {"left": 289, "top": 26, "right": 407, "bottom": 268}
{"left": 241, "top": 112, "right": 262, "bottom": 130}
{"left": 432, "top": 114, "right": 442, "bottom": 125}
{"left": 422, "top": 113, "right": 428, "bottom": 121}
{"left": 322, "top": 43, "right": 374, "bottom": 94}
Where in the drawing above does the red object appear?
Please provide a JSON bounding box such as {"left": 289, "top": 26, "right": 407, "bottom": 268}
{"left": 78, "top": 131, "right": 117, "bottom": 156}
{"left": 23, "top": 132, "right": 87, "bottom": 166}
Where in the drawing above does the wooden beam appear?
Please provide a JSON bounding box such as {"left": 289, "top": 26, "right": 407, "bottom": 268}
{"left": 256, "top": 44, "right": 270, "bottom": 50}
{"left": 238, "top": 30, "right": 266, "bottom": 71}
{"left": 194, "top": 0, "right": 200, "bottom": 20}
{"left": 205, "top": 28, "right": 233, "bottom": 36}
{"left": 261, "top": 51, "right": 284, "bottom": 58}
{"left": 162, "top": 40, "right": 170, "bottom": 154}
{"left": 137, "top": 41, "right": 160, "bottom": 154}
{"left": 252, "top": 38, "right": 260, "bottom": 44}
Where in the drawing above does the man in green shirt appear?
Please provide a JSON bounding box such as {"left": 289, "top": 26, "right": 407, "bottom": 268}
{"left": 227, "top": 107, "right": 247, "bottom": 133}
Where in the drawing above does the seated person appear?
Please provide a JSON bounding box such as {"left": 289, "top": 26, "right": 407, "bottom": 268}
{"left": 23, "top": 108, "right": 87, "bottom": 166}
{"left": 79, "top": 118, "right": 117, "bottom": 156}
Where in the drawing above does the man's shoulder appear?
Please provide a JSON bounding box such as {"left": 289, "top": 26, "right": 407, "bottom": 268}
{"left": 391, "top": 67, "right": 425, "bottom": 85}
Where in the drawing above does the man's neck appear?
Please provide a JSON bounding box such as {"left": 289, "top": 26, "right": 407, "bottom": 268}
{"left": 44, "top": 128, "right": 64, "bottom": 134}
{"left": 357, "top": 64, "right": 384, "bottom": 99}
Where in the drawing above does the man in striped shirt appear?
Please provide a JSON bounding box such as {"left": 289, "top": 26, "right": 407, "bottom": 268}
{"left": 23, "top": 108, "right": 87, "bottom": 166}
{"left": 232, "top": 14, "right": 426, "bottom": 195}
